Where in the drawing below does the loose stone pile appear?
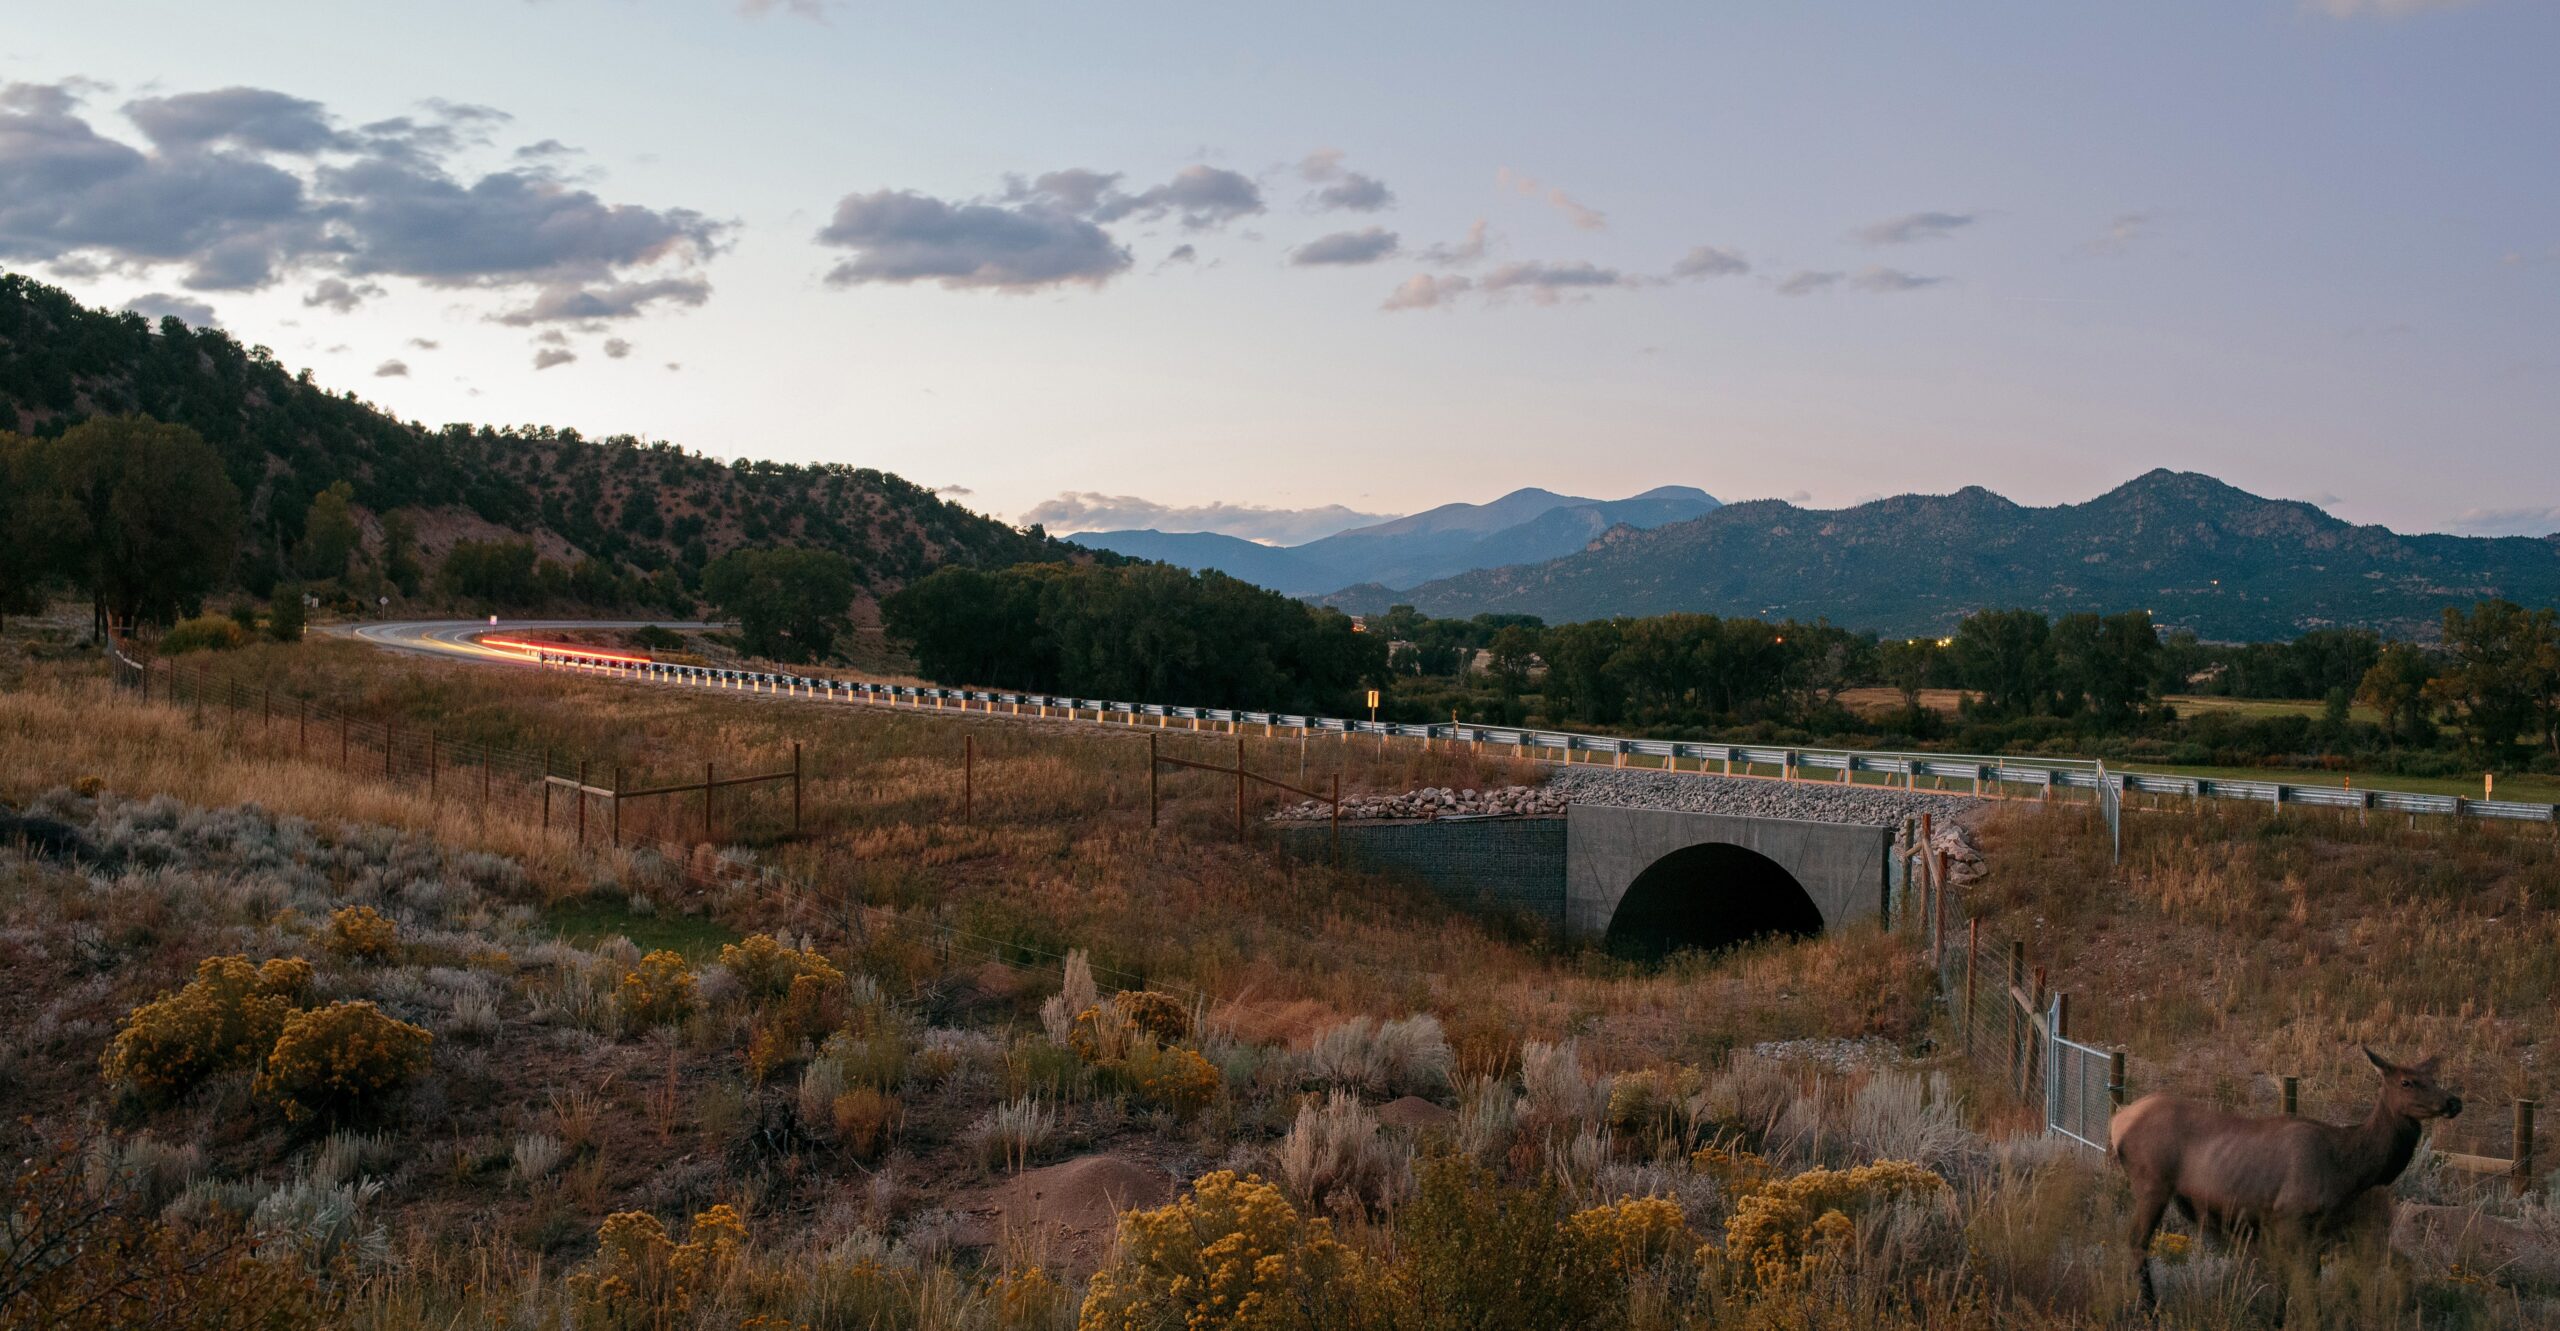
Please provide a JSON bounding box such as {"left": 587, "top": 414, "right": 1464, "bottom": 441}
{"left": 1270, "top": 765, "right": 1983, "bottom": 829}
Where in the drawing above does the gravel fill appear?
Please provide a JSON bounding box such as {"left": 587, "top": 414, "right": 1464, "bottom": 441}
{"left": 1544, "top": 766, "right": 1983, "bottom": 827}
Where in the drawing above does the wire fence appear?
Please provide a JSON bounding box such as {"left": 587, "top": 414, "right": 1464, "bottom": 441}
{"left": 1889, "top": 822, "right": 2544, "bottom": 1195}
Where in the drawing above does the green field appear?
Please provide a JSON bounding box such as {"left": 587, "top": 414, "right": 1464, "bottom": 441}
{"left": 543, "top": 896, "right": 741, "bottom": 960}
{"left": 2161, "top": 692, "right": 2382, "bottom": 723}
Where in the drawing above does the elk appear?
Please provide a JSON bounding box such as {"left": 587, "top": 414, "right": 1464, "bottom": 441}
{"left": 2110, "top": 1048, "right": 2462, "bottom": 1311}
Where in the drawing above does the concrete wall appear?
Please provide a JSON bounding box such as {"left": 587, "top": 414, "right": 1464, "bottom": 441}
{"left": 1268, "top": 818, "right": 1568, "bottom": 927}
{"left": 1564, "top": 805, "right": 1892, "bottom": 940}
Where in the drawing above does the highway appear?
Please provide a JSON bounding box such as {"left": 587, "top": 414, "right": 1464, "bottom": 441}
{"left": 334, "top": 619, "right": 714, "bottom": 665}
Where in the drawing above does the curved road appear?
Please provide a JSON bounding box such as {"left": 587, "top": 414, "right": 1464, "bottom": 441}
{"left": 334, "top": 619, "right": 714, "bottom": 665}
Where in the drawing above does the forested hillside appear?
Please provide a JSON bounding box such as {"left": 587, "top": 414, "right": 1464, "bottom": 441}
{"left": 0, "top": 272, "right": 1077, "bottom": 609}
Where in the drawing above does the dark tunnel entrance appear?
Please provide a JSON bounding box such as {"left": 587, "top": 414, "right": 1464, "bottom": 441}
{"left": 1603, "top": 842, "right": 1824, "bottom": 961}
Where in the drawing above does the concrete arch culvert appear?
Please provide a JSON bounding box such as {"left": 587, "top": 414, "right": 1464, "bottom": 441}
{"left": 1601, "top": 841, "right": 1825, "bottom": 961}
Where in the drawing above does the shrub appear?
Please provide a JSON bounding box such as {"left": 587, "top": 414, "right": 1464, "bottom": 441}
{"left": 1278, "top": 1091, "right": 1412, "bottom": 1217}
{"left": 1566, "top": 1196, "right": 1692, "bottom": 1276}
{"left": 101, "top": 955, "right": 314, "bottom": 1104}
{"left": 1114, "top": 1041, "right": 1221, "bottom": 1120}
{"left": 566, "top": 1204, "right": 747, "bottom": 1329}
{"left": 716, "top": 933, "right": 842, "bottom": 1005}
{"left": 1078, "top": 1171, "right": 1384, "bottom": 1331}
{"left": 830, "top": 1087, "right": 902, "bottom": 1163}
{"left": 1039, "top": 949, "right": 1098, "bottom": 1046}
{"left": 255, "top": 1000, "right": 433, "bottom": 1125}
{"left": 966, "top": 1097, "right": 1057, "bottom": 1174}
{"left": 1718, "top": 1159, "right": 1948, "bottom": 1291}
{"left": 820, "top": 1021, "right": 912, "bottom": 1091}
{"left": 1066, "top": 1004, "right": 1137, "bottom": 1065}
{"left": 323, "top": 905, "right": 400, "bottom": 962}
{"left": 1394, "top": 1153, "right": 1612, "bottom": 1331}
{"left": 1111, "top": 989, "right": 1191, "bottom": 1045}
{"left": 160, "top": 615, "right": 249, "bottom": 654}
{"left": 615, "top": 951, "right": 696, "bottom": 1030}
{"left": 1516, "top": 1040, "right": 1607, "bottom": 1132}
{"left": 1310, "top": 1014, "right": 1453, "bottom": 1098}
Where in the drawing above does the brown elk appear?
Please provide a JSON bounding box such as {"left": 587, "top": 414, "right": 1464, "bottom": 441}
{"left": 2110, "top": 1048, "right": 2462, "bottom": 1310}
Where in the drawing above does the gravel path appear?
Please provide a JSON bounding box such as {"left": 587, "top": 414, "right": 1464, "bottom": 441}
{"left": 1547, "top": 766, "right": 1980, "bottom": 826}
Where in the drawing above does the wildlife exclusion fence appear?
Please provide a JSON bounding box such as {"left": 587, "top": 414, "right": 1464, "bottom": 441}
{"left": 1891, "top": 820, "right": 2544, "bottom": 1193}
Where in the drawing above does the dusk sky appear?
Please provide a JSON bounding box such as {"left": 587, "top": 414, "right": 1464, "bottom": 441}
{"left": 6, "top": 1, "right": 2555, "bottom": 541}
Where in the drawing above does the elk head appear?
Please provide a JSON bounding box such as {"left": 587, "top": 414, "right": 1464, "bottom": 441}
{"left": 2365, "top": 1047, "right": 2463, "bottom": 1121}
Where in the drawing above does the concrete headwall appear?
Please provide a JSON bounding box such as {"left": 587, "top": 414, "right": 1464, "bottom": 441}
{"left": 1564, "top": 804, "right": 1892, "bottom": 940}
{"left": 1268, "top": 817, "right": 1568, "bottom": 927}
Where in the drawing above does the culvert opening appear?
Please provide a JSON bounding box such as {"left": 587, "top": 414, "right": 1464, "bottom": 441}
{"left": 1603, "top": 842, "right": 1823, "bottom": 961}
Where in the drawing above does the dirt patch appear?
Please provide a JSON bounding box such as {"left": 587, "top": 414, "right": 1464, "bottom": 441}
{"left": 1375, "top": 1095, "right": 1457, "bottom": 1130}
{"left": 953, "top": 1153, "right": 1173, "bottom": 1267}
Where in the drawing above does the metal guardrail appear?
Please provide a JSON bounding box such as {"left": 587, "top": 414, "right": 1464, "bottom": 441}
{"left": 479, "top": 639, "right": 2552, "bottom": 839}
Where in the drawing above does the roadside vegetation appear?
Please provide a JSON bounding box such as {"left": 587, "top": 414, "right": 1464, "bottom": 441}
{"left": 1, "top": 630, "right": 2553, "bottom": 1328}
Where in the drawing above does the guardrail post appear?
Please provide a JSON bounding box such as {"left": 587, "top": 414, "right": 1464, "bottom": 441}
{"left": 2514, "top": 1100, "right": 2536, "bottom": 1197}
{"left": 2281, "top": 1075, "right": 2298, "bottom": 1117}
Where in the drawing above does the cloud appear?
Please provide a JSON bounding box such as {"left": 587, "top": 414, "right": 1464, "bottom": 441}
{"left": 1290, "top": 227, "right": 1399, "bottom": 266}
{"left": 374, "top": 358, "right": 408, "bottom": 377}
{"left": 123, "top": 87, "right": 350, "bottom": 155}
{"left": 1775, "top": 270, "right": 1842, "bottom": 296}
{"left": 1022, "top": 492, "right": 1397, "bottom": 544}
{"left": 1495, "top": 167, "right": 1606, "bottom": 230}
{"left": 1381, "top": 273, "right": 1473, "bottom": 311}
{"left": 0, "top": 79, "right": 725, "bottom": 310}
{"left": 1090, "top": 164, "right": 1264, "bottom": 230}
{"left": 816, "top": 188, "right": 1130, "bottom": 290}
{"left": 1671, "top": 245, "right": 1749, "bottom": 279}
{"left": 2446, "top": 504, "right": 2560, "bottom": 537}
{"left": 532, "top": 346, "right": 576, "bottom": 370}
{"left": 1849, "top": 266, "right": 1943, "bottom": 292}
{"left": 1010, "top": 167, "right": 1122, "bottom": 215}
{"left": 494, "top": 276, "right": 712, "bottom": 324}
{"left": 1162, "top": 243, "right": 1197, "bottom": 265}
{"left": 737, "top": 0, "right": 837, "bottom": 19}
{"left": 302, "top": 277, "right": 383, "bottom": 312}
{"left": 1419, "top": 219, "right": 1489, "bottom": 266}
{"left": 935, "top": 483, "right": 974, "bottom": 497}
{"left": 2087, "top": 213, "right": 2150, "bottom": 256}
{"left": 121, "top": 291, "right": 217, "bottom": 325}
{"left": 1297, "top": 149, "right": 1393, "bottom": 212}
{"left": 406, "top": 336, "right": 439, "bottom": 350}
{"left": 2303, "top": 0, "right": 2476, "bottom": 16}
{"left": 602, "top": 336, "right": 632, "bottom": 359}
{"left": 1856, "top": 210, "right": 1978, "bottom": 245}
{"left": 1481, "top": 259, "right": 1638, "bottom": 302}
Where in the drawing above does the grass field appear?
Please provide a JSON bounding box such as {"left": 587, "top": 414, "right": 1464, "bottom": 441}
{"left": 2, "top": 631, "right": 2553, "bottom": 1328}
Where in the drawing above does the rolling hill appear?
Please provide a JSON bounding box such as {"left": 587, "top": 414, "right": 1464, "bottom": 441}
{"left": 1324, "top": 471, "right": 2560, "bottom": 640}
{"left": 0, "top": 271, "right": 1078, "bottom": 605}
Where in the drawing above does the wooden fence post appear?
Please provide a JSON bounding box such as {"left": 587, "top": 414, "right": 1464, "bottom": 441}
{"left": 1148, "top": 734, "right": 1159, "bottom": 829}
{"left": 793, "top": 741, "right": 803, "bottom": 835}
{"left": 704, "top": 762, "right": 714, "bottom": 844}
{"left": 541, "top": 747, "right": 553, "bottom": 832}
{"left": 2281, "top": 1075, "right": 2299, "bottom": 1117}
{"left": 2514, "top": 1100, "right": 2536, "bottom": 1197}
{"left": 577, "top": 759, "right": 588, "bottom": 848}
{"left": 612, "top": 766, "right": 623, "bottom": 847}
{"left": 2108, "top": 1049, "right": 2128, "bottom": 1109}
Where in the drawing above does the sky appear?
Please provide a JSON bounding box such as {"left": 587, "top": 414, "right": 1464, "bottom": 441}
{"left": 5, "top": 0, "right": 2556, "bottom": 543}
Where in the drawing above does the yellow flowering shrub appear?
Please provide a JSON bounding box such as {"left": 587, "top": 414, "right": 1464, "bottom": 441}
{"left": 254, "top": 1000, "right": 433, "bottom": 1124}
{"left": 1115, "top": 1041, "right": 1221, "bottom": 1120}
{"left": 323, "top": 905, "right": 400, "bottom": 962}
{"left": 993, "top": 1266, "right": 1068, "bottom": 1331}
{"left": 1111, "top": 989, "right": 1191, "bottom": 1045}
{"left": 717, "top": 934, "right": 842, "bottom": 1005}
{"left": 1078, "top": 1172, "right": 1382, "bottom": 1331}
{"left": 616, "top": 950, "right": 697, "bottom": 1030}
{"left": 830, "top": 1087, "right": 902, "bottom": 1163}
{"left": 1606, "top": 1065, "right": 1701, "bottom": 1137}
{"left": 566, "top": 1205, "right": 748, "bottom": 1329}
{"left": 1717, "top": 1159, "right": 1947, "bottom": 1290}
{"left": 1689, "top": 1143, "right": 1777, "bottom": 1196}
{"left": 1066, "top": 1004, "right": 1137, "bottom": 1064}
{"left": 101, "top": 955, "right": 314, "bottom": 1104}
{"left": 1567, "top": 1196, "right": 1693, "bottom": 1276}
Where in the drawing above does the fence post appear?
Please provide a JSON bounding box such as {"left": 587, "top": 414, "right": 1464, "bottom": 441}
{"left": 1235, "top": 733, "right": 1246, "bottom": 840}
{"left": 1963, "top": 918, "right": 1980, "bottom": 1053}
{"left": 612, "top": 766, "right": 622, "bottom": 847}
{"left": 964, "top": 735, "right": 974, "bottom": 825}
{"left": 704, "top": 762, "right": 714, "bottom": 844}
{"left": 2281, "top": 1075, "right": 2299, "bottom": 1117}
{"left": 263, "top": 684, "right": 271, "bottom": 730}
{"left": 2007, "top": 942, "right": 2027, "bottom": 1098}
{"left": 1331, "top": 771, "right": 1342, "bottom": 867}
{"left": 542, "top": 747, "right": 553, "bottom": 832}
{"left": 2514, "top": 1100, "right": 2536, "bottom": 1197}
{"left": 577, "top": 759, "right": 588, "bottom": 848}
{"left": 793, "top": 741, "right": 803, "bottom": 835}
{"left": 1148, "top": 733, "right": 1159, "bottom": 830}
{"left": 2108, "top": 1048, "right": 2128, "bottom": 1110}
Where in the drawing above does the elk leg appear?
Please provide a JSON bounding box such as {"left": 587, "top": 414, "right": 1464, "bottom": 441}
{"left": 2128, "top": 1186, "right": 2173, "bottom": 1312}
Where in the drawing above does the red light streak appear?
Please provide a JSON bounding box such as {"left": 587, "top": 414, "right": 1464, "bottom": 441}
{"left": 480, "top": 637, "right": 653, "bottom": 665}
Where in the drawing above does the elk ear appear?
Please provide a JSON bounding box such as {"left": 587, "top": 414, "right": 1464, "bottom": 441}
{"left": 2364, "top": 1046, "right": 2394, "bottom": 1074}
{"left": 2410, "top": 1054, "right": 2442, "bottom": 1076}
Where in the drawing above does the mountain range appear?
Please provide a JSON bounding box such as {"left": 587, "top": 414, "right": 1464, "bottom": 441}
{"left": 1321, "top": 471, "right": 2560, "bottom": 641}
{"left": 1069, "top": 485, "right": 1721, "bottom": 596}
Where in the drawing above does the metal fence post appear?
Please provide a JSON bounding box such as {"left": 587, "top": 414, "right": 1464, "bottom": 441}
{"left": 2108, "top": 1048, "right": 2128, "bottom": 1110}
